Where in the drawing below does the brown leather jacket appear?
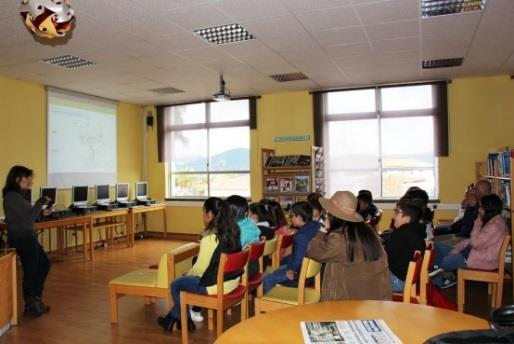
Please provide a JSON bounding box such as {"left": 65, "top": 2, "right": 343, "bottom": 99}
{"left": 307, "top": 231, "right": 392, "bottom": 302}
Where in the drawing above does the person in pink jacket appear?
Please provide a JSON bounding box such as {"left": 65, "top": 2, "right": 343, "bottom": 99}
{"left": 432, "top": 194, "right": 508, "bottom": 288}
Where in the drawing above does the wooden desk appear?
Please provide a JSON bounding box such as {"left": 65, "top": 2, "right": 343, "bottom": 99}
{"left": 36, "top": 215, "right": 93, "bottom": 261}
{"left": 91, "top": 209, "right": 130, "bottom": 248}
{"left": 217, "top": 301, "right": 490, "bottom": 343}
{"left": 128, "top": 204, "right": 167, "bottom": 247}
{"left": 0, "top": 249, "right": 17, "bottom": 332}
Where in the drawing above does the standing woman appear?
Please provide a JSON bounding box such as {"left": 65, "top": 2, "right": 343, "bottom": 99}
{"left": 3, "top": 166, "right": 52, "bottom": 316}
{"left": 307, "top": 191, "right": 392, "bottom": 301}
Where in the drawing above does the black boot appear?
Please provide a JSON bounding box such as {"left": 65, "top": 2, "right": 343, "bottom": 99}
{"left": 157, "top": 312, "right": 181, "bottom": 332}
{"left": 24, "top": 296, "right": 42, "bottom": 317}
{"left": 33, "top": 296, "right": 50, "bottom": 314}
{"left": 187, "top": 317, "right": 196, "bottom": 332}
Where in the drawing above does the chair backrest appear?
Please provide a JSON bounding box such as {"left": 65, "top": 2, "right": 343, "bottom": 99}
{"left": 156, "top": 253, "right": 170, "bottom": 288}
{"left": 419, "top": 243, "right": 434, "bottom": 305}
{"left": 297, "top": 257, "right": 322, "bottom": 304}
{"left": 248, "top": 240, "right": 266, "bottom": 262}
{"left": 216, "top": 249, "right": 250, "bottom": 296}
{"left": 402, "top": 250, "right": 423, "bottom": 303}
{"left": 166, "top": 242, "right": 200, "bottom": 287}
{"left": 498, "top": 235, "right": 511, "bottom": 277}
{"left": 262, "top": 237, "right": 278, "bottom": 257}
{"left": 273, "top": 234, "right": 294, "bottom": 268}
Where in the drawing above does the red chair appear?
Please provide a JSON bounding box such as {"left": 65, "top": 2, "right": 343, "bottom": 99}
{"left": 244, "top": 240, "right": 266, "bottom": 318}
{"left": 180, "top": 249, "right": 249, "bottom": 343}
{"left": 392, "top": 251, "right": 423, "bottom": 303}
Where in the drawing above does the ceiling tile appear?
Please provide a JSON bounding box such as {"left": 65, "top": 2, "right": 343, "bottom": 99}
{"left": 371, "top": 37, "right": 419, "bottom": 53}
{"left": 325, "top": 42, "right": 373, "bottom": 57}
{"left": 165, "top": 3, "right": 234, "bottom": 31}
{"left": 296, "top": 6, "right": 360, "bottom": 32}
{"left": 421, "top": 11, "right": 481, "bottom": 35}
{"left": 282, "top": 0, "right": 355, "bottom": 14}
{"left": 355, "top": 0, "right": 419, "bottom": 25}
{"left": 313, "top": 27, "right": 367, "bottom": 46}
{"left": 216, "top": 0, "right": 290, "bottom": 22}
{"left": 365, "top": 20, "right": 419, "bottom": 41}
{"left": 176, "top": 47, "right": 232, "bottom": 63}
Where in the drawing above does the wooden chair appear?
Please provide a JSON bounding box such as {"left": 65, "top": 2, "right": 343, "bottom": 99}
{"left": 392, "top": 251, "right": 423, "bottom": 304}
{"left": 180, "top": 249, "right": 249, "bottom": 343}
{"left": 255, "top": 257, "right": 321, "bottom": 314}
{"left": 269, "top": 233, "right": 294, "bottom": 271}
{"left": 419, "top": 242, "right": 434, "bottom": 305}
{"left": 457, "top": 235, "right": 511, "bottom": 312}
{"left": 257, "top": 237, "right": 278, "bottom": 295}
{"left": 244, "top": 240, "right": 266, "bottom": 318}
{"left": 109, "top": 242, "right": 199, "bottom": 323}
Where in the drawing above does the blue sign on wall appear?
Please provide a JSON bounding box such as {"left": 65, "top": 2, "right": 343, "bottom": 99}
{"left": 273, "top": 135, "right": 310, "bottom": 142}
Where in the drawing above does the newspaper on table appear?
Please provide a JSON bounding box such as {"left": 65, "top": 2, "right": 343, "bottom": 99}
{"left": 300, "top": 319, "right": 402, "bottom": 344}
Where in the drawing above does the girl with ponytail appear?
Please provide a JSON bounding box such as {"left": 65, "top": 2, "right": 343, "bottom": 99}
{"left": 158, "top": 197, "right": 242, "bottom": 333}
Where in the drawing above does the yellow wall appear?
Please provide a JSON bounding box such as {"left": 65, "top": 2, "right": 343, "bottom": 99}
{"left": 0, "top": 75, "right": 144, "bottom": 246}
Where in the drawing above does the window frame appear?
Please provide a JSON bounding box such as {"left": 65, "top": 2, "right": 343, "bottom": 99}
{"left": 165, "top": 100, "right": 251, "bottom": 200}
{"left": 323, "top": 85, "right": 439, "bottom": 200}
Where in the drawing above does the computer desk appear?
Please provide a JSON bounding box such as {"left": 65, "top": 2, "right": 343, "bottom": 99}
{"left": 0, "top": 215, "right": 93, "bottom": 261}
{"left": 91, "top": 209, "right": 130, "bottom": 248}
{"left": 128, "top": 203, "right": 167, "bottom": 247}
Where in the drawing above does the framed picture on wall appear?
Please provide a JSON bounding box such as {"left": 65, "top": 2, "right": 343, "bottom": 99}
{"left": 279, "top": 176, "right": 294, "bottom": 193}
{"left": 295, "top": 176, "right": 310, "bottom": 193}
{"left": 264, "top": 176, "right": 279, "bottom": 192}
{"left": 279, "top": 196, "right": 294, "bottom": 210}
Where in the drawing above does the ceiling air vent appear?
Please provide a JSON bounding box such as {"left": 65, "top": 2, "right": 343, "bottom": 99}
{"left": 269, "top": 73, "right": 308, "bottom": 82}
{"left": 194, "top": 23, "right": 255, "bottom": 45}
{"left": 422, "top": 58, "right": 464, "bottom": 69}
{"left": 149, "top": 87, "right": 184, "bottom": 95}
{"left": 42, "top": 55, "right": 95, "bottom": 69}
{"left": 421, "top": 0, "right": 487, "bottom": 18}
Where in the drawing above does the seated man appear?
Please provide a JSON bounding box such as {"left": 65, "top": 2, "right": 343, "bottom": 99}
{"left": 262, "top": 201, "right": 320, "bottom": 293}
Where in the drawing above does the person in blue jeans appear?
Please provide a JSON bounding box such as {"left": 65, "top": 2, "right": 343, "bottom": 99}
{"left": 263, "top": 201, "right": 320, "bottom": 294}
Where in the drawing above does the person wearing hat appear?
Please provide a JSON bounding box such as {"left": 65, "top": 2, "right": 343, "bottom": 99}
{"left": 357, "top": 190, "right": 382, "bottom": 229}
{"left": 307, "top": 191, "right": 392, "bottom": 301}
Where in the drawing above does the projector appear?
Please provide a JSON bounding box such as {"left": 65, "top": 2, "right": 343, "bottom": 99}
{"left": 212, "top": 92, "right": 231, "bottom": 102}
{"left": 212, "top": 74, "right": 231, "bottom": 102}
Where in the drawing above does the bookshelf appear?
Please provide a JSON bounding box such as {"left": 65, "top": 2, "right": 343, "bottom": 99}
{"left": 476, "top": 149, "right": 513, "bottom": 297}
{"left": 262, "top": 147, "right": 325, "bottom": 210}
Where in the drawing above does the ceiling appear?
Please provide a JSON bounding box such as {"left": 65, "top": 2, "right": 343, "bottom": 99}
{"left": 0, "top": 0, "right": 513, "bottom": 105}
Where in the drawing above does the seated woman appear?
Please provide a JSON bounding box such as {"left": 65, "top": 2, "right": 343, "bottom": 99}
{"left": 307, "top": 191, "right": 391, "bottom": 301}
{"left": 432, "top": 194, "right": 508, "bottom": 288}
{"left": 157, "top": 197, "right": 242, "bottom": 332}
{"left": 249, "top": 202, "right": 274, "bottom": 240}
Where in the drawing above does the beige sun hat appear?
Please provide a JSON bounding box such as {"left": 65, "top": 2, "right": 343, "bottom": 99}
{"left": 319, "top": 191, "right": 364, "bottom": 223}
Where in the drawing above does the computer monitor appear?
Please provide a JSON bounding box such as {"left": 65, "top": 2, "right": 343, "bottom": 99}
{"left": 23, "top": 188, "right": 32, "bottom": 204}
{"left": 96, "top": 185, "right": 110, "bottom": 204}
{"left": 116, "top": 183, "right": 129, "bottom": 202}
{"left": 135, "top": 182, "right": 148, "bottom": 201}
{"left": 72, "top": 186, "right": 88, "bottom": 207}
{"left": 40, "top": 187, "right": 57, "bottom": 207}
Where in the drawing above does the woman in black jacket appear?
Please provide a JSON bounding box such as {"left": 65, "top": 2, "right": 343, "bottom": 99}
{"left": 3, "top": 166, "right": 52, "bottom": 316}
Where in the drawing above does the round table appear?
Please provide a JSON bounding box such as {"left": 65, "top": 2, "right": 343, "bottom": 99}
{"left": 216, "top": 300, "right": 489, "bottom": 343}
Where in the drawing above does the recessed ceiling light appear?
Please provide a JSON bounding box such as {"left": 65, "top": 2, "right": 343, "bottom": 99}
{"left": 422, "top": 58, "right": 464, "bottom": 69}
{"left": 269, "top": 73, "right": 309, "bottom": 82}
{"left": 194, "top": 23, "right": 255, "bottom": 45}
{"left": 421, "top": 0, "right": 487, "bottom": 18}
{"left": 149, "top": 87, "right": 184, "bottom": 95}
{"left": 41, "top": 55, "right": 95, "bottom": 69}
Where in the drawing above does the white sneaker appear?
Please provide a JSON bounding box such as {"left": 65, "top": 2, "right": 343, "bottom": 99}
{"left": 189, "top": 308, "right": 204, "bottom": 322}
{"left": 428, "top": 268, "right": 444, "bottom": 278}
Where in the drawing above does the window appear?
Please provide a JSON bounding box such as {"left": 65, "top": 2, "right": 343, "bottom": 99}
{"left": 165, "top": 99, "right": 250, "bottom": 199}
{"left": 324, "top": 85, "right": 439, "bottom": 199}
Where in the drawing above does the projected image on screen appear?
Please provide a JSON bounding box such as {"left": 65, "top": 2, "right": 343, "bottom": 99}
{"left": 47, "top": 89, "right": 117, "bottom": 188}
{"left": 72, "top": 186, "right": 88, "bottom": 206}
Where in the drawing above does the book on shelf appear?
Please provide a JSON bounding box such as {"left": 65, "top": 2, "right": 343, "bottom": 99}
{"left": 284, "top": 155, "right": 300, "bottom": 167}
{"left": 487, "top": 151, "right": 513, "bottom": 178}
{"left": 279, "top": 176, "right": 294, "bottom": 193}
{"left": 298, "top": 155, "right": 311, "bottom": 166}
{"left": 264, "top": 176, "right": 279, "bottom": 192}
{"left": 267, "top": 156, "right": 286, "bottom": 167}
{"left": 295, "top": 175, "right": 310, "bottom": 193}
{"left": 300, "top": 319, "right": 401, "bottom": 344}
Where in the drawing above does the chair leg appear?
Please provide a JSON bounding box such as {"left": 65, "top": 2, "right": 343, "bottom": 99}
{"left": 109, "top": 287, "right": 119, "bottom": 323}
{"left": 488, "top": 283, "right": 492, "bottom": 295}
{"left": 491, "top": 283, "right": 497, "bottom": 307}
{"left": 255, "top": 297, "right": 261, "bottom": 315}
{"left": 241, "top": 297, "right": 248, "bottom": 321}
{"left": 208, "top": 309, "right": 214, "bottom": 330}
{"left": 457, "top": 271, "right": 464, "bottom": 313}
{"left": 495, "top": 281, "right": 504, "bottom": 309}
{"left": 180, "top": 293, "right": 189, "bottom": 344}
{"left": 216, "top": 307, "right": 224, "bottom": 338}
